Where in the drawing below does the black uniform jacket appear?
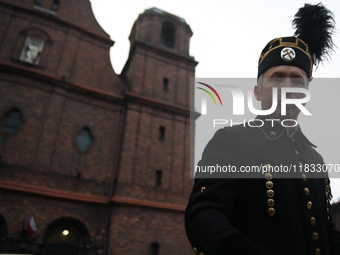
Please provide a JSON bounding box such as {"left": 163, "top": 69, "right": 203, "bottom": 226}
{"left": 185, "top": 116, "right": 340, "bottom": 255}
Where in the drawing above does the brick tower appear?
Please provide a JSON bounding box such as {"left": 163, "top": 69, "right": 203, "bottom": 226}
{"left": 112, "top": 7, "right": 197, "bottom": 254}
{"left": 0, "top": 1, "right": 196, "bottom": 254}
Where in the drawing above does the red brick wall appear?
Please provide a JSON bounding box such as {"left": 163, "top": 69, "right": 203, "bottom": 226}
{"left": 117, "top": 8, "right": 196, "bottom": 209}
{"left": 125, "top": 48, "right": 195, "bottom": 109}
{"left": 0, "top": 2, "right": 124, "bottom": 94}
{"left": 0, "top": 191, "right": 107, "bottom": 244}
{"left": 0, "top": 0, "right": 108, "bottom": 38}
{"left": 109, "top": 205, "right": 192, "bottom": 255}
{"left": 0, "top": 3, "right": 196, "bottom": 255}
{"left": 0, "top": 73, "right": 123, "bottom": 196}
{"left": 116, "top": 104, "right": 192, "bottom": 204}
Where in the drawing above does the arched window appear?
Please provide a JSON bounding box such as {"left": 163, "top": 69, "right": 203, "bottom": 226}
{"left": 19, "top": 36, "right": 45, "bottom": 65}
{"left": 161, "top": 22, "right": 175, "bottom": 48}
{"left": 76, "top": 127, "right": 93, "bottom": 152}
{"left": 1, "top": 108, "right": 22, "bottom": 134}
{"left": 42, "top": 217, "right": 91, "bottom": 255}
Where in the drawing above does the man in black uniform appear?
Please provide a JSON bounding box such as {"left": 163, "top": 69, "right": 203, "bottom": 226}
{"left": 185, "top": 3, "right": 340, "bottom": 255}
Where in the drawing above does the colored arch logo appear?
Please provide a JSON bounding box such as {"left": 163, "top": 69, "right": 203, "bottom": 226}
{"left": 196, "top": 82, "right": 222, "bottom": 106}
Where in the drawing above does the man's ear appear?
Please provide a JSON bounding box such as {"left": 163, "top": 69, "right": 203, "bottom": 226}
{"left": 254, "top": 85, "right": 261, "bottom": 101}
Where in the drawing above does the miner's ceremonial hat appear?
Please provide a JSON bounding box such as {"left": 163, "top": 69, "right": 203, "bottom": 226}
{"left": 257, "top": 3, "right": 335, "bottom": 79}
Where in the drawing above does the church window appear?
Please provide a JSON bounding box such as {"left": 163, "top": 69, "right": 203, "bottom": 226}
{"left": 151, "top": 242, "right": 159, "bottom": 255}
{"left": 159, "top": 126, "right": 165, "bottom": 140}
{"left": 155, "top": 170, "right": 162, "bottom": 187}
{"left": 0, "top": 214, "right": 7, "bottom": 239}
{"left": 2, "top": 108, "right": 22, "bottom": 134}
{"left": 51, "top": 0, "right": 60, "bottom": 12}
{"left": 163, "top": 78, "right": 169, "bottom": 91}
{"left": 161, "top": 22, "right": 175, "bottom": 48}
{"left": 76, "top": 127, "right": 93, "bottom": 152}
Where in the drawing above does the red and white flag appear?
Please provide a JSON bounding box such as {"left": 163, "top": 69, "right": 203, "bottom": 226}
{"left": 26, "top": 217, "right": 38, "bottom": 237}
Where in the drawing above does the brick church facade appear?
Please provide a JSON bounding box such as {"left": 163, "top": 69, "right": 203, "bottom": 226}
{"left": 0, "top": 1, "right": 197, "bottom": 254}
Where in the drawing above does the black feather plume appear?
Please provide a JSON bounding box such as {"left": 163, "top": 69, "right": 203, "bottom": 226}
{"left": 292, "top": 3, "right": 336, "bottom": 65}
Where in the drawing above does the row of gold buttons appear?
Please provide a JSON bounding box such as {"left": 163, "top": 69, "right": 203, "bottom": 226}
{"left": 301, "top": 163, "right": 312, "bottom": 211}
{"left": 303, "top": 174, "right": 316, "bottom": 226}
{"left": 324, "top": 178, "right": 330, "bottom": 222}
{"left": 294, "top": 139, "right": 320, "bottom": 255}
{"left": 265, "top": 166, "right": 275, "bottom": 216}
{"left": 294, "top": 139, "right": 316, "bottom": 243}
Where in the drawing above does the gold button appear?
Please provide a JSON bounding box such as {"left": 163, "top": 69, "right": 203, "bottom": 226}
{"left": 325, "top": 185, "right": 329, "bottom": 191}
{"left": 315, "top": 248, "right": 320, "bottom": 255}
{"left": 200, "top": 187, "right": 205, "bottom": 193}
{"left": 327, "top": 208, "right": 329, "bottom": 214}
{"left": 325, "top": 191, "right": 329, "bottom": 198}
{"left": 324, "top": 179, "right": 329, "bottom": 185}
{"left": 266, "top": 181, "right": 273, "bottom": 189}
{"left": 328, "top": 216, "right": 330, "bottom": 222}
{"left": 267, "top": 198, "right": 275, "bottom": 207}
{"left": 295, "top": 150, "right": 299, "bottom": 155}
{"left": 310, "top": 217, "right": 316, "bottom": 225}
{"left": 267, "top": 189, "right": 274, "bottom": 197}
{"left": 307, "top": 201, "right": 312, "bottom": 209}
{"left": 327, "top": 200, "right": 329, "bottom": 206}
{"left": 292, "top": 138, "right": 295, "bottom": 143}
{"left": 265, "top": 172, "right": 272, "bottom": 180}
{"left": 193, "top": 247, "right": 198, "bottom": 255}
{"left": 199, "top": 253, "right": 204, "bottom": 255}
{"left": 304, "top": 187, "right": 310, "bottom": 195}
{"left": 312, "top": 232, "right": 319, "bottom": 241}
{"left": 268, "top": 207, "right": 275, "bottom": 216}
{"left": 302, "top": 174, "right": 307, "bottom": 181}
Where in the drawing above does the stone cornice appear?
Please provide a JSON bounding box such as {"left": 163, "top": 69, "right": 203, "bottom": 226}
{"left": 0, "top": 180, "right": 186, "bottom": 212}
